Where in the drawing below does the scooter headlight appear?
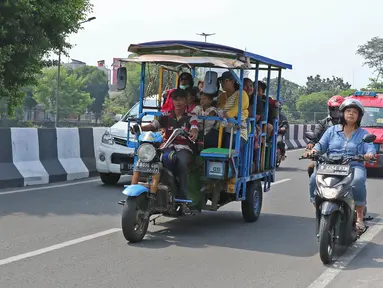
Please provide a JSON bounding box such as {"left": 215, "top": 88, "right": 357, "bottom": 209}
{"left": 137, "top": 143, "right": 156, "bottom": 162}
{"left": 320, "top": 187, "right": 341, "bottom": 199}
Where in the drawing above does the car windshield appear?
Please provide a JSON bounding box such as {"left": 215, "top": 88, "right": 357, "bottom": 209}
{"left": 121, "top": 99, "right": 158, "bottom": 122}
{"left": 361, "top": 106, "right": 383, "bottom": 127}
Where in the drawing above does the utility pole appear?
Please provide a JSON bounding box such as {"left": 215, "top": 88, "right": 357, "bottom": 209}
{"left": 55, "top": 17, "right": 96, "bottom": 128}
{"left": 196, "top": 32, "right": 215, "bottom": 42}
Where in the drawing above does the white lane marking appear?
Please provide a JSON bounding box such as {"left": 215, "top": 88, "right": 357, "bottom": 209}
{"left": 0, "top": 179, "right": 100, "bottom": 196}
{"left": 0, "top": 228, "right": 122, "bottom": 266}
{"left": 307, "top": 216, "right": 383, "bottom": 288}
{"left": 0, "top": 175, "right": 131, "bottom": 196}
{"left": 271, "top": 178, "right": 291, "bottom": 185}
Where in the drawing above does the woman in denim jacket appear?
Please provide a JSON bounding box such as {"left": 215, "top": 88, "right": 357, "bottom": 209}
{"left": 307, "top": 98, "right": 376, "bottom": 233}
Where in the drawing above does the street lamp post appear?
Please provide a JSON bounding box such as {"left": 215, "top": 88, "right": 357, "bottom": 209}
{"left": 196, "top": 32, "right": 215, "bottom": 78}
{"left": 55, "top": 16, "right": 96, "bottom": 127}
{"left": 196, "top": 32, "right": 215, "bottom": 43}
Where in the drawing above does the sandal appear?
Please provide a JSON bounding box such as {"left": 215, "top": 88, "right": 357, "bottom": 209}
{"left": 181, "top": 203, "right": 192, "bottom": 214}
{"left": 356, "top": 219, "right": 366, "bottom": 235}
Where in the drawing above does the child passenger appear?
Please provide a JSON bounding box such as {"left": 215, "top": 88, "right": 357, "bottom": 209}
{"left": 192, "top": 92, "right": 218, "bottom": 148}
{"left": 186, "top": 87, "right": 200, "bottom": 113}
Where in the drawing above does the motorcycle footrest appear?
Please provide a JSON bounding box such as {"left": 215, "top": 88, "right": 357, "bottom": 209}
{"left": 174, "top": 198, "right": 193, "bottom": 203}
{"left": 118, "top": 200, "right": 126, "bottom": 205}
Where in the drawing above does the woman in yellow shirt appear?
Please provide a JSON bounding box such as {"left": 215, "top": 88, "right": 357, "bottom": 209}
{"left": 217, "top": 71, "right": 249, "bottom": 149}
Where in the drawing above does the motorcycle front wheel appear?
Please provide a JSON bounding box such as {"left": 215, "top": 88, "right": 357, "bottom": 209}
{"left": 318, "top": 213, "right": 337, "bottom": 264}
{"left": 121, "top": 194, "right": 150, "bottom": 243}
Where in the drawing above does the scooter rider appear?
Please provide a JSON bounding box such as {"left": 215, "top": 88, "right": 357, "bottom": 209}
{"left": 304, "top": 98, "right": 376, "bottom": 233}
{"left": 306, "top": 95, "right": 345, "bottom": 177}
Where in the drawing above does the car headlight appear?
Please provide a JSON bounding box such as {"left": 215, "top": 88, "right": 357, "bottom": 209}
{"left": 137, "top": 143, "right": 156, "bottom": 162}
{"left": 101, "top": 129, "right": 114, "bottom": 145}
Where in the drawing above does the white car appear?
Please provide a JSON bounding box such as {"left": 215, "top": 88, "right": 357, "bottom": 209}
{"left": 96, "top": 96, "right": 158, "bottom": 185}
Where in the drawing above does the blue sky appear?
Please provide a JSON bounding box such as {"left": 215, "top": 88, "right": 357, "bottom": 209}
{"left": 66, "top": 0, "right": 382, "bottom": 89}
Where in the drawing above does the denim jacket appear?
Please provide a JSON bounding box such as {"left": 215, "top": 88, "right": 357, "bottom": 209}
{"left": 313, "top": 125, "right": 376, "bottom": 167}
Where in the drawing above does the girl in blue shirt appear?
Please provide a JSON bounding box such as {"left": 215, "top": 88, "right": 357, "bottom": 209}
{"left": 306, "top": 98, "right": 376, "bottom": 233}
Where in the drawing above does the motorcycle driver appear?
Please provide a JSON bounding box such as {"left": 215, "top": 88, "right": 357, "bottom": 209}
{"left": 306, "top": 95, "right": 345, "bottom": 177}
{"left": 304, "top": 98, "right": 376, "bottom": 233}
{"left": 277, "top": 107, "right": 289, "bottom": 159}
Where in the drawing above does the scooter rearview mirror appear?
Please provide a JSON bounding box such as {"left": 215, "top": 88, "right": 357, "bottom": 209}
{"left": 362, "top": 133, "right": 376, "bottom": 143}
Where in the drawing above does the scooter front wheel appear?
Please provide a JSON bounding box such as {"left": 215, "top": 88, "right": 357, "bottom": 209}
{"left": 318, "top": 213, "right": 337, "bottom": 264}
{"left": 121, "top": 195, "right": 150, "bottom": 243}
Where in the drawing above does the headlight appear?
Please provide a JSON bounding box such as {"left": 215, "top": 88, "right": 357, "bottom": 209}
{"left": 101, "top": 129, "right": 114, "bottom": 145}
{"left": 137, "top": 143, "right": 156, "bottom": 162}
{"left": 320, "top": 187, "right": 341, "bottom": 199}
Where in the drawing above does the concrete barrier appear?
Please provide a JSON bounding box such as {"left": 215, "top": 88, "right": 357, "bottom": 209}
{"left": 0, "top": 124, "right": 316, "bottom": 189}
{"left": 285, "top": 124, "right": 316, "bottom": 149}
{"left": 11, "top": 128, "right": 49, "bottom": 186}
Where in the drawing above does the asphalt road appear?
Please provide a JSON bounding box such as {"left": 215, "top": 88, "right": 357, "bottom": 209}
{"left": 0, "top": 149, "right": 383, "bottom": 288}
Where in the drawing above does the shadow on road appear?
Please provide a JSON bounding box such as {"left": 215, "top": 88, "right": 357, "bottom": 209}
{"left": 127, "top": 212, "right": 320, "bottom": 258}
{"left": 276, "top": 166, "right": 306, "bottom": 172}
{"left": 0, "top": 180, "right": 132, "bottom": 217}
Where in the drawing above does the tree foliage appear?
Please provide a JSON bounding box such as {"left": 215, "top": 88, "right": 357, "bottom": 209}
{"left": 33, "top": 67, "right": 94, "bottom": 119}
{"left": 356, "top": 37, "right": 383, "bottom": 81}
{"left": 305, "top": 75, "right": 351, "bottom": 95}
{"left": 296, "top": 92, "right": 332, "bottom": 122}
{"left": 104, "top": 56, "right": 159, "bottom": 122}
{"left": 263, "top": 77, "right": 303, "bottom": 109}
{"left": 0, "top": 0, "right": 93, "bottom": 115}
{"left": 72, "top": 66, "right": 109, "bottom": 121}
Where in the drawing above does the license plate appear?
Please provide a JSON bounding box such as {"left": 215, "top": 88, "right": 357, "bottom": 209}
{"left": 135, "top": 161, "right": 160, "bottom": 174}
{"left": 120, "top": 162, "right": 133, "bottom": 172}
{"left": 208, "top": 161, "right": 224, "bottom": 177}
{"left": 317, "top": 164, "right": 350, "bottom": 176}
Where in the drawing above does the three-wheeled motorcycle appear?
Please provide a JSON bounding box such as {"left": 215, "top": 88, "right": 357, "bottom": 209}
{"left": 114, "top": 40, "right": 293, "bottom": 242}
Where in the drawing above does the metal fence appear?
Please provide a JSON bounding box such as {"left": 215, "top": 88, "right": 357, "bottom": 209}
{"left": 283, "top": 110, "right": 328, "bottom": 125}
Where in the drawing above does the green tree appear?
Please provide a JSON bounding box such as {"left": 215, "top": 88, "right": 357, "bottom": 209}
{"left": 103, "top": 57, "right": 158, "bottom": 123}
{"left": 0, "top": 0, "right": 93, "bottom": 115}
{"left": 72, "top": 66, "right": 109, "bottom": 122}
{"left": 356, "top": 37, "right": 383, "bottom": 81}
{"left": 296, "top": 91, "right": 333, "bottom": 122}
{"left": 338, "top": 89, "right": 357, "bottom": 97}
{"left": 262, "top": 77, "right": 303, "bottom": 112}
{"left": 364, "top": 78, "right": 383, "bottom": 92}
{"left": 34, "top": 67, "right": 94, "bottom": 119}
{"left": 305, "top": 75, "right": 351, "bottom": 94}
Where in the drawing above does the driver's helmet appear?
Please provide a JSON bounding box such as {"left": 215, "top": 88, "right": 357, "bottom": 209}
{"left": 327, "top": 95, "right": 345, "bottom": 119}
{"left": 339, "top": 98, "right": 365, "bottom": 116}
{"left": 339, "top": 98, "right": 365, "bottom": 127}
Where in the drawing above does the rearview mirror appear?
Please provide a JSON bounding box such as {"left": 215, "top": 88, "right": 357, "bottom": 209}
{"left": 362, "top": 133, "right": 376, "bottom": 143}
{"left": 117, "top": 67, "right": 127, "bottom": 90}
{"left": 305, "top": 131, "right": 316, "bottom": 141}
{"left": 202, "top": 71, "right": 219, "bottom": 96}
